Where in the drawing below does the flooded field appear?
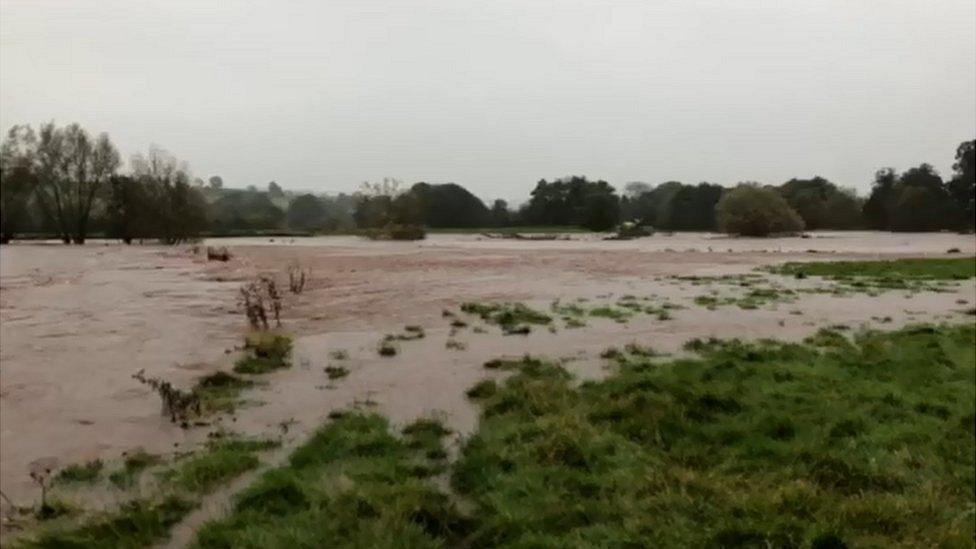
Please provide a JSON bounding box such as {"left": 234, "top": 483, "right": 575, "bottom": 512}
{"left": 1, "top": 231, "right": 974, "bottom": 542}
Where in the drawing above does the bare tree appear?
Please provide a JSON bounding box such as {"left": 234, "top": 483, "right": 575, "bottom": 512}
{"left": 21, "top": 122, "right": 120, "bottom": 244}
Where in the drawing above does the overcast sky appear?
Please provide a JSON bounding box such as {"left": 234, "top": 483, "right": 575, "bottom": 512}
{"left": 1, "top": 0, "right": 974, "bottom": 203}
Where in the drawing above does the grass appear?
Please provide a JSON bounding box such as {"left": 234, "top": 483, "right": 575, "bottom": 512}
{"left": 169, "top": 438, "right": 279, "bottom": 494}
{"left": 768, "top": 257, "right": 976, "bottom": 293}
{"left": 192, "top": 413, "right": 469, "bottom": 548}
{"left": 15, "top": 496, "right": 197, "bottom": 549}
{"left": 460, "top": 302, "right": 552, "bottom": 335}
{"left": 450, "top": 323, "right": 976, "bottom": 547}
{"left": 233, "top": 333, "right": 293, "bottom": 374}
{"left": 771, "top": 257, "right": 975, "bottom": 280}
{"left": 55, "top": 460, "right": 103, "bottom": 484}
{"left": 108, "top": 450, "right": 162, "bottom": 489}
{"left": 175, "top": 322, "right": 975, "bottom": 547}
{"left": 588, "top": 305, "right": 631, "bottom": 322}
{"left": 194, "top": 372, "right": 254, "bottom": 414}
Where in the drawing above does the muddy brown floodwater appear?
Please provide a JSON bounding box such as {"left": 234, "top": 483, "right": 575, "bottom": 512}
{"left": 1, "top": 231, "right": 974, "bottom": 541}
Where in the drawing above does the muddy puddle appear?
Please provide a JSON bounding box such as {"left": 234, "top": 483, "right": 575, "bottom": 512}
{"left": 1, "top": 232, "right": 974, "bottom": 542}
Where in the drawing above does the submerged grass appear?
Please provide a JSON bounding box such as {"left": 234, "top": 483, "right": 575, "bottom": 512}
{"left": 16, "top": 436, "right": 278, "bottom": 548}
{"left": 460, "top": 302, "right": 552, "bottom": 335}
{"left": 234, "top": 333, "right": 293, "bottom": 374}
{"left": 452, "top": 323, "right": 976, "bottom": 547}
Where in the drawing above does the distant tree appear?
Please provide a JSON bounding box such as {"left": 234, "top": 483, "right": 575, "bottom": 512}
{"left": 523, "top": 176, "right": 620, "bottom": 229}
{"left": 623, "top": 181, "right": 652, "bottom": 198}
{"left": 286, "top": 194, "right": 328, "bottom": 231}
{"left": 887, "top": 164, "right": 957, "bottom": 232}
{"left": 863, "top": 168, "right": 898, "bottom": 230}
{"left": 211, "top": 188, "right": 284, "bottom": 232}
{"left": 947, "top": 140, "right": 975, "bottom": 229}
{"left": 779, "top": 176, "right": 863, "bottom": 230}
{"left": 268, "top": 180, "right": 284, "bottom": 198}
{"left": 489, "top": 199, "right": 511, "bottom": 227}
{"left": 13, "top": 122, "right": 121, "bottom": 243}
{"left": 105, "top": 174, "right": 149, "bottom": 244}
{"left": 666, "top": 183, "right": 724, "bottom": 231}
{"left": 208, "top": 175, "right": 224, "bottom": 189}
{"left": 715, "top": 184, "right": 804, "bottom": 236}
{"left": 131, "top": 146, "right": 208, "bottom": 243}
{"left": 400, "top": 182, "right": 490, "bottom": 228}
{"left": 0, "top": 126, "right": 39, "bottom": 242}
{"left": 580, "top": 189, "right": 620, "bottom": 231}
{"left": 354, "top": 178, "right": 403, "bottom": 228}
{"left": 822, "top": 188, "right": 864, "bottom": 229}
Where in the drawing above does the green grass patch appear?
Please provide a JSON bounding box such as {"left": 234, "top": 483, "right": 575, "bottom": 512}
{"left": 169, "top": 438, "right": 279, "bottom": 494}
{"left": 55, "top": 460, "right": 103, "bottom": 484}
{"left": 192, "top": 413, "right": 470, "bottom": 548}
{"left": 769, "top": 257, "right": 976, "bottom": 293}
{"left": 588, "top": 306, "right": 631, "bottom": 322}
{"left": 452, "top": 323, "right": 976, "bottom": 547}
{"left": 108, "top": 450, "right": 162, "bottom": 489}
{"left": 14, "top": 496, "right": 197, "bottom": 549}
{"left": 194, "top": 372, "right": 254, "bottom": 413}
{"left": 461, "top": 302, "right": 552, "bottom": 335}
{"left": 234, "top": 333, "right": 293, "bottom": 374}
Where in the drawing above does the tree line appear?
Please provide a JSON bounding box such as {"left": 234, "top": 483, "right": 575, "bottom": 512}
{"left": 1, "top": 122, "right": 973, "bottom": 243}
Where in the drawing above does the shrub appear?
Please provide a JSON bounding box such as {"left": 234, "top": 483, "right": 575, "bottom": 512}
{"left": 363, "top": 224, "right": 426, "bottom": 241}
{"left": 716, "top": 185, "right": 805, "bottom": 236}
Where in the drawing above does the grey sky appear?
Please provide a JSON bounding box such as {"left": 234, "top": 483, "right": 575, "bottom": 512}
{"left": 1, "top": 0, "right": 974, "bottom": 204}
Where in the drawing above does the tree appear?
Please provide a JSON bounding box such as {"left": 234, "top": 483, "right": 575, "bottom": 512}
{"left": 0, "top": 125, "right": 39, "bottom": 242}
{"left": 489, "top": 199, "right": 511, "bottom": 227}
{"left": 106, "top": 174, "right": 149, "bottom": 244}
{"left": 399, "top": 182, "right": 490, "bottom": 228}
{"left": 131, "top": 146, "right": 208, "bottom": 243}
{"left": 286, "top": 194, "right": 328, "bottom": 231}
{"left": 947, "top": 140, "right": 975, "bottom": 230}
{"left": 522, "top": 176, "right": 620, "bottom": 229}
{"left": 863, "top": 168, "right": 898, "bottom": 230}
{"left": 779, "top": 176, "right": 864, "bottom": 230}
{"left": 208, "top": 176, "right": 224, "bottom": 189}
{"left": 666, "top": 183, "right": 724, "bottom": 230}
{"left": 268, "top": 180, "right": 284, "bottom": 198}
{"left": 18, "top": 122, "right": 120, "bottom": 244}
{"left": 887, "top": 164, "right": 956, "bottom": 232}
{"left": 715, "top": 184, "right": 805, "bottom": 236}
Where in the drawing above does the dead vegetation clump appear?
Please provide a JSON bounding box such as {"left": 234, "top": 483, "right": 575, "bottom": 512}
{"left": 132, "top": 370, "right": 201, "bottom": 424}
{"left": 239, "top": 276, "right": 283, "bottom": 330}
{"left": 206, "top": 246, "right": 231, "bottom": 261}
{"left": 287, "top": 262, "right": 308, "bottom": 294}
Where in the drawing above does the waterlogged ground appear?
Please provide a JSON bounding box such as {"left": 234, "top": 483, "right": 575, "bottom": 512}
{"left": 0, "top": 231, "right": 974, "bottom": 544}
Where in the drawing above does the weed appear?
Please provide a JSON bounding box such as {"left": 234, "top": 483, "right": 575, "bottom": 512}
{"left": 17, "top": 496, "right": 196, "bottom": 548}
{"left": 55, "top": 460, "right": 103, "bottom": 484}
{"left": 466, "top": 380, "right": 498, "bottom": 399}
{"left": 445, "top": 339, "right": 467, "bottom": 351}
{"left": 461, "top": 302, "right": 552, "bottom": 334}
